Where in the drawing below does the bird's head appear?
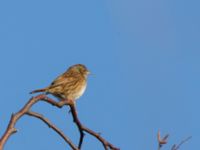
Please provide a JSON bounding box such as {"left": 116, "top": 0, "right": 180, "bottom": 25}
{"left": 69, "top": 64, "right": 90, "bottom": 78}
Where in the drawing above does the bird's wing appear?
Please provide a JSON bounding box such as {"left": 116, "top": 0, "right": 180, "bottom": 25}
{"left": 48, "top": 73, "right": 78, "bottom": 89}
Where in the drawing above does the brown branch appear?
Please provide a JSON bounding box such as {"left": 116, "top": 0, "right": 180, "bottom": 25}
{"left": 0, "top": 94, "right": 76, "bottom": 150}
{"left": 157, "top": 131, "right": 169, "bottom": 150}
{"left": 69, "top": 103, "right": 120, "bottom": 150}
{"left": 26, "top": 111, "right": 78, "bottom": 150}
{"left": 157, "top": 130, "right": 191, "bottom": 150}
{"left": 0, "top": 94, "right": 119, "bottom": 150}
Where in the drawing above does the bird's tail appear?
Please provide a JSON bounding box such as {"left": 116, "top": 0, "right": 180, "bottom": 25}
{"left": 30, "top": 88, "right": 47, "bottom": 94}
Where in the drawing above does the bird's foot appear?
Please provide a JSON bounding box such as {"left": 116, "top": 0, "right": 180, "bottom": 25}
{"left": 62, "top": 99, "right": 75, "bottom": 105}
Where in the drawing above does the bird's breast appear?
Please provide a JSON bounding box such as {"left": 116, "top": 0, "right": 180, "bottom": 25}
{"left": 75, "top": 82, "right": 87, "bottom": 99}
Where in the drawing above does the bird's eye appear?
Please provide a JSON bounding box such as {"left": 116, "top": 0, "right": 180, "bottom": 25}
{"left": 77, "top": 67, "right": 82, "bottom": 72}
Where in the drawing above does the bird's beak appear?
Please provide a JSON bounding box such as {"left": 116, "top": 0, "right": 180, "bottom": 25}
{"left": 87, "top": 71, "right": 91, "bottom": 75}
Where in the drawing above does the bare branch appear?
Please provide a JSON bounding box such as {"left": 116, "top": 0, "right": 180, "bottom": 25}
{"left": 26, "top": 111, "right": 78, "bottom": 150}
{"left": 157, "top": 130, "right": 191, "bottom": 150}
{"left": 42, "top": 96, "right": 69, "bottom": 108}
{"left": 157, "top": 131, "right": 169, "bottom": 150}
{"left": 0, "top": 94, "right": 75, "bottom": 150}
{"left": 69, "top": 103, "right": 120, "bottom": 150}
{"left": 0, "top": 94, "right": 119, "bottom": 150}
{"left": 171, "top": 136, "right": 192, "bottom": 150}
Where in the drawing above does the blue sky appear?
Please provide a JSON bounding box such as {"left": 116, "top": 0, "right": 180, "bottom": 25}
{"left": 0, "top": 0, "right": 199, "bottom": 150}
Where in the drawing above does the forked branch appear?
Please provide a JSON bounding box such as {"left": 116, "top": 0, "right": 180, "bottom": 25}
{"left": 0, "top": 94, "right": 78, "bottom": 150}
{"left": 157, "top": 131, "right": 191, "bottom": 150}
{"left": 69, "top": 103, "right": 120, "bottom": 150}
{"left": 0, "top": 94, "right": 119, "bottom": 150}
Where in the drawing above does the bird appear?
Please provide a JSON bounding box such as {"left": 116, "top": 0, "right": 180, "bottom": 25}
{"left": 30, "top": 64, "right": 90, "bottom": 104}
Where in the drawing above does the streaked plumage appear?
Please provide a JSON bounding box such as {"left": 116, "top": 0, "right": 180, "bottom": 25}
{"left": 30, "top": 64, "right": 90, "bottom": 103}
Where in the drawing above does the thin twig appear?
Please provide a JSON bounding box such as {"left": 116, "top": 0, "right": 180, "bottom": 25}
{"left": 69, "top": 103, "right": 120, "bottom": 150}
{"left": 157, "top": 131, "right": 169, "bottom": 150}
{"left": 157, "top": 130, "right": 191, "bottom": 150}
{"left": 26, "top": 111, "right": 78, "bottom": 150}
{"left": 171, "top": 136, "right": 192, "bottom": 150}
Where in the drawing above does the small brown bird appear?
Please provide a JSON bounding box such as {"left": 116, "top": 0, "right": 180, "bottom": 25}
{"left": 30, "top": 64, "right": 90, "bottom": 103}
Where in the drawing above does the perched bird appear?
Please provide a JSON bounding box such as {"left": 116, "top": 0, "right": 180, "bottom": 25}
{"left": 30, "top": 64, "right": 90, "bottom": 103}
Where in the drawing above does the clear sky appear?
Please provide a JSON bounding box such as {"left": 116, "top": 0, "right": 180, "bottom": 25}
{"left": 0, "top": 0, "right": 199, "bottom": 150}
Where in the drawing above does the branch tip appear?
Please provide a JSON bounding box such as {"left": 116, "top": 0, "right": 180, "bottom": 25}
{"left": 157, "top": 130, "right": 169, "bottom": 145}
